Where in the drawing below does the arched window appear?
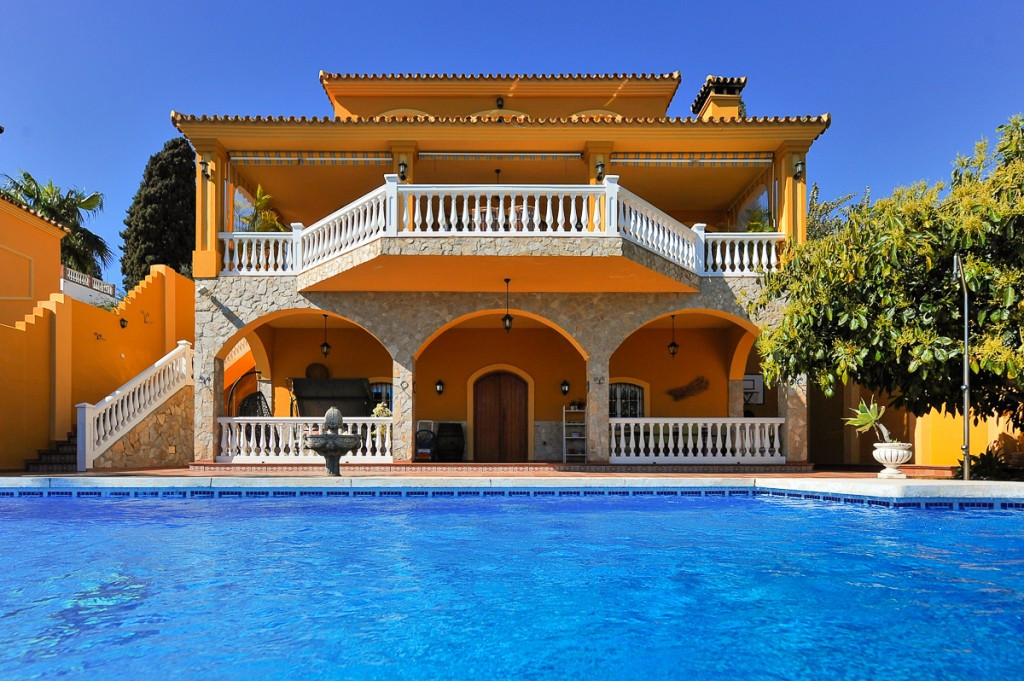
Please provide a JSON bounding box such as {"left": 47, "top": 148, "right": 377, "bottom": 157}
{"left": 370, "top": 382, "right": 393, "bottom": 410}
{"left": 609, "top": 382, "right": 645, "bottom": 418}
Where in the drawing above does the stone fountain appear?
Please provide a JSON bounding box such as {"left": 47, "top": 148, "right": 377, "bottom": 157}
{"left": 304, "top": 407, "right": 362, "bottom": 475}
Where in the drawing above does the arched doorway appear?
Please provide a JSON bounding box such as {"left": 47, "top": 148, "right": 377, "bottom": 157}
{"left": 473, "top": 371, "right": 529, "bottom": 462}
{"left": 414, "top": 310, "right": 585, "bottom": 462}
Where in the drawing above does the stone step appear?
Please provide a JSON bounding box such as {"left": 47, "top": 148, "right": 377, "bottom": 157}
{"left": 25, "top": 462, "right": 76, "bottom": 473}
{"left": 34, "top": 451, "right": 77, "bottom": 464}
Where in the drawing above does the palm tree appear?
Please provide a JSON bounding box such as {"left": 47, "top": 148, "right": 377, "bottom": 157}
{"left": 1, "top": 171, "right": 111, "bottom": 277}
{"left": 238, "top": 184, "right": 286, "bottom": 232}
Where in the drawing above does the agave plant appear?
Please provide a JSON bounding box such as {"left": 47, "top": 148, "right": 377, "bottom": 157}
{"left": 843, "top": 397, "right": 894, "bottom": 442}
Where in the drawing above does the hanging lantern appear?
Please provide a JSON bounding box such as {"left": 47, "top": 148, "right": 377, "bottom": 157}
{"left": 668, "top": 314, "right": 679, "bottom": 358}
{"left": 320, "top": 314, "right": 332, "bottom": 357}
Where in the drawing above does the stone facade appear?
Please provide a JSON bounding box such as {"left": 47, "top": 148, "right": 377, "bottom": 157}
{"left": 193, "top": 272, "right": 806, "bottom": 464}
{"left": 534, "top": 420, "right": 563, "bottom": 461}
{"left": 93, "top": 386, "right": 194, "bottom": 468}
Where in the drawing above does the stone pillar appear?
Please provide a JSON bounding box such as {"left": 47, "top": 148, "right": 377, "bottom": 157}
{"left": 257, "top": 378, "right": 274, "bottom": 413}
{"left": 193, "top": 344, "right": 224, "bottom": 462}
{"left": 778, "top": 376, "right": 809, "bottom": 463}
{"left": 728, "top": 379, "right": 746, "bottom": 418}
{"left": 390, "top": 352, "right": 415, "bottom": 462}
{"left": 585, "top": 350, "right": 611, "bottom": 464}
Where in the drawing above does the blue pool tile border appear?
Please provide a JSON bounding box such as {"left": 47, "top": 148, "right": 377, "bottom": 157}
{"left": 0, "top": 482, "right": 1022, "bottom": 511}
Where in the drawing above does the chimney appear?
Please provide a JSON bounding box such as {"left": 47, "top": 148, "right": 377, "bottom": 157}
{"left": 691, "top": 76, "right": 747, "bottom": 120}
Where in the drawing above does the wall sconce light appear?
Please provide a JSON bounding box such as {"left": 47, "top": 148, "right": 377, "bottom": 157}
{"left": 496, "top": 96, "right": 504, "bottom": 109}
{"left": 596, "top": 161, "right": 605, "bottom": 182}
{"left": 560, "top": 380, "right": 570, "bottom": 396}
{"left": 200, "top": 160, "right": 211, "bottom": 179}
{"left": 320, "top": 314, "right": 332, "bottom": 358}
{"left": 794, "top": 159, "right": 806, "bottom": 181}
{"left": 398, "top": 161, "right": 408, "bottom": 181}
{"left": 435, "top": 379, "right": 445, "bottom": 395}
{"left": 119, "top": 318, "right": 128, "bottom": 329}
{"left": 502, "top": 278, "right": 514, "bottom": 333}
{"left": 668, "top": 314, "right": 679, "bottom": 358}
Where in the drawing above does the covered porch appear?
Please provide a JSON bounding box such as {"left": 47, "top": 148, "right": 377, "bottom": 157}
{"left": 209, "top": 304, "right": 793, "bottom": 467}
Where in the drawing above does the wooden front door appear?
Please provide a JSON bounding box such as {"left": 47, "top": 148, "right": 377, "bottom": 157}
{"left": 473, "top": 372, "right": 529, "bottom": 462}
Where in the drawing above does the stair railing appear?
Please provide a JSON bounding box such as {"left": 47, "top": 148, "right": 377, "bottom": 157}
{"left": 76, "top": 341, "right": 193, "bottom": 471}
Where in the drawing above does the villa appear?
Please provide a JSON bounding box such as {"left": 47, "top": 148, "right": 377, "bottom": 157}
{"left": 160, "top": 71, "right": 826, "bottom": 468}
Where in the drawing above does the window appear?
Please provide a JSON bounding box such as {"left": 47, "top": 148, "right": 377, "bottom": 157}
{"left": 370, "top": 382, "right": 393, "bottom": 410}
{"left": 609, "top": 383, "right": 644, "bottom": 418}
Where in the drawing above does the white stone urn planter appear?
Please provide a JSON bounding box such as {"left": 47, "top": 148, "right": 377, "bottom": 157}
{"left": 873, "top": 442, "right": 913, "bottom": 479}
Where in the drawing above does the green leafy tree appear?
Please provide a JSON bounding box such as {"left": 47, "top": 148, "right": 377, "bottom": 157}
{"left": 1, "top": 171, "right": 110, "bottom": 277}
{"left": 120, "top": 137, "right": 196, "bottom": 290}
{"left": 749, "top": 115, "right": 1024, "bottom": 428}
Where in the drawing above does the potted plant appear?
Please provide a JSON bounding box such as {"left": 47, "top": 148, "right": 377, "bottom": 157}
{"left": 844, "top": 397, "right": 913, "bottom": 478}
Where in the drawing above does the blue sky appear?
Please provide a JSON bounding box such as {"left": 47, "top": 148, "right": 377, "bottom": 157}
{"left": 2, "top": 0, "right": 1021, "bottom": 285}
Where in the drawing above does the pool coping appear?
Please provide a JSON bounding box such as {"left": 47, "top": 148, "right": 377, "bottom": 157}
{"left": 1, "top": 476, "right": 1023, "bottom": 510}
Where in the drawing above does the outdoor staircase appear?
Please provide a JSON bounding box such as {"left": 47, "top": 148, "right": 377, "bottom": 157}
{"left": 26, "top": 430, "right": 78, "bottom": 473}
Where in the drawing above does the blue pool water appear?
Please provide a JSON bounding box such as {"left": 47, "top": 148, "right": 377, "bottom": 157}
{"left": 1, "top": 496, "right": 1022, "bottom": 680}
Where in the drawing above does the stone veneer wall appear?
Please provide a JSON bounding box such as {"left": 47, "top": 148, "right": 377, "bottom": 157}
{"left": 93, "top": 386, "right": 194, "bottom": 468}
{"left": 193, "top": 275, "right": 803, "bottom": 463}
{"left": 534, "top": 421, "right": 563, "bottom": 461}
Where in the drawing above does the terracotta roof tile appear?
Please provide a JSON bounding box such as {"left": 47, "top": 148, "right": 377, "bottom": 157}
{"left": 171, "top": 110, "right": 830, "bottom": 129}
{"left": 690, "top": 75, "right": 748, "bottom": 114}
{"left": 319, "top": 71, "right": 682, "bottom": 83}
{"left": 0, "top": 194, "right": 70, "bottom": 233}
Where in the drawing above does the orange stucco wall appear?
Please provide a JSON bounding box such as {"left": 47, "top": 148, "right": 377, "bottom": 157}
{"left": 268, "top": 328, "right": 392, "bottom": 416}
{"left": 0, "top": 303, "right": 57, "bottom": 467}
{"left": 0, "top": 200, "right": 64, "bottom": 326}
{"left": 0, "top": 265, "right": 194, "bottom": 469}
{"left": 610, "top": 329, "right": 731, "bottom": 417}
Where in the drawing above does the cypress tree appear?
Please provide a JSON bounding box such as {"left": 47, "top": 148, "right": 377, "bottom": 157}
{"left": 120, "top": 137, "right": 195, "bottom": 290}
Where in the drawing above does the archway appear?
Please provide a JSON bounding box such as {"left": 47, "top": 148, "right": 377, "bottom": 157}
{"left": 214, "top": 309, "right": 392, "bottom": 418}
{"left": 415, "top": 310, "right": 586, "bottom": 461}
{"left": 609, "top": 309, "right": 763, "bottom": 419}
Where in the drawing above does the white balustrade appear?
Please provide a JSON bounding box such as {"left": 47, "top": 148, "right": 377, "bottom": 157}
{"left": 219, "top": 232, "right": 297, "bottom": 275}
{"left": 213, "top": 177, "right": 781, "bottom": 279}
{"left": 396, "top": 184, "right": 606, "bottom": 235}
{"left": 77, "top": 341, "right": 194, "bottom": 471}
{"left": 300, "top": 187, "right": 389, "bottom": 268}
{"left": 703, "top": 233, "right": 785, "bottom": 276}
{"left": 217, "top": 417, "right": 393, "bottom": 463}
{"left": 617, "top": 187, "right": 701, "bottom": 272}
{"left": 608, "top": 417, "right": 785, "bottom": 464}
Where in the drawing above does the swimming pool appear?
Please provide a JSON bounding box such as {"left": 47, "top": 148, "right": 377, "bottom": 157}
{"left": 1, "top": 496, "right": 1022, "bottom": 680}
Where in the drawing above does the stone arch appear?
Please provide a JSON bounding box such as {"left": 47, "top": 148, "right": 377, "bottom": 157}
{"left": 609, "top": 307, "right": 759, "bottom": 357}
{"left": 414, "top": 308, "right": 588, "bottom": 361}
{"left": 213, "top": 307, "right": 388, "bottom": 363}
{"left": 609, "top": 308, "right": 762, "bottom": 419}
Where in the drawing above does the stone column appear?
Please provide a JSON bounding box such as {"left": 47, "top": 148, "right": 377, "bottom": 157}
{"left": 192, "top": 343, "right": 224, "bottom": 462}
{"left": 585, "top": 349, "right": 611, "bottom": 464}
{"left": 778, "top": 376, "right": 809, "bottom": 463}
{"left": 728, "top": 379, "right": 746, "bottom": 417}
{"left": 257, "top": 378, "right": 274, "bottom": 413}
{"left": 390, "top": 351, "right": 415, "bottom": 462}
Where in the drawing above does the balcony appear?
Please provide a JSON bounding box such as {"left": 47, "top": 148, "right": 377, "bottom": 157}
{"left": 216, "top": 175, "right": 785, "bottom": 291}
